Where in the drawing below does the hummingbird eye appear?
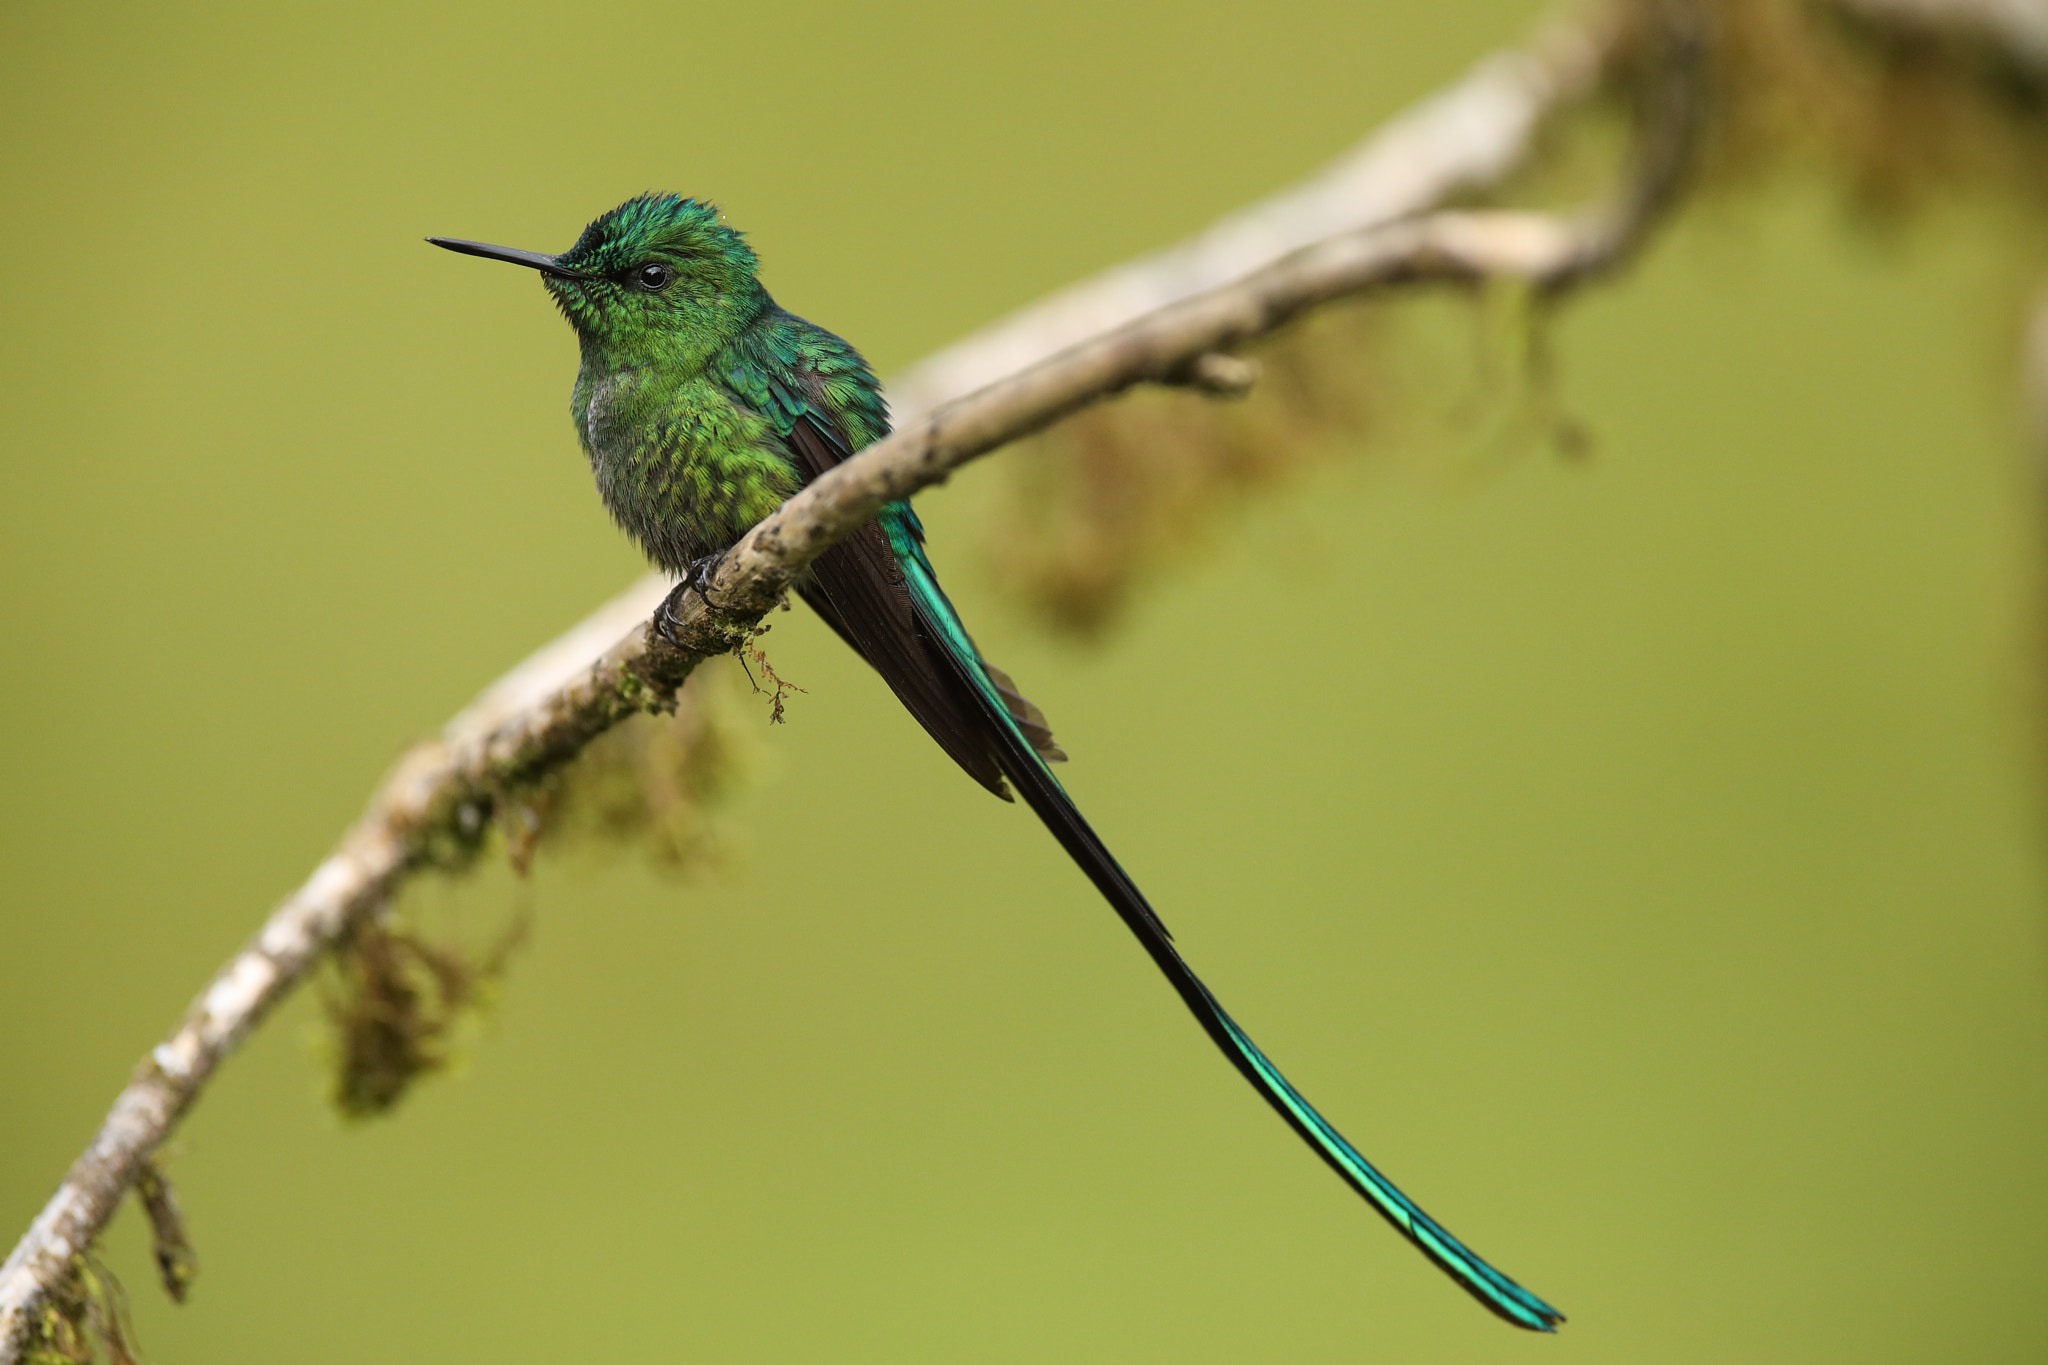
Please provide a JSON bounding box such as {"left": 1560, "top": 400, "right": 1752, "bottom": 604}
{"left": 634, "top": 262, "right": 674, "bottom": 292}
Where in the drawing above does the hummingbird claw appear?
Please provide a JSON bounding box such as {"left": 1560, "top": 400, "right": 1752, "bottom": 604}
{"left": 655, "top": 550, "right": 731, "bottom": 645}
{"left": 654, "top": 583, "right": 688, "bottom": 648}
{"left": 685, "top": 550, "right": 729, "bottom": 607}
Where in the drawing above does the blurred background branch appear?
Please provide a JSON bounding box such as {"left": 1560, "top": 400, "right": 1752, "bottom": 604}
{"left": 1831, "top": 0, "right": 2048, "bottom": 75}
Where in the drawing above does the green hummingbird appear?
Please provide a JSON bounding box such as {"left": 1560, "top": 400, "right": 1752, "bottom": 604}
{"left": 430, "top": 194, "right": 1563, "bottom": 1333}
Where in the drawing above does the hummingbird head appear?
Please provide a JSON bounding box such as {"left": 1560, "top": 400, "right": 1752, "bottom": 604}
{"left": 430, "top": 193, "right": 765, "bottom": 367}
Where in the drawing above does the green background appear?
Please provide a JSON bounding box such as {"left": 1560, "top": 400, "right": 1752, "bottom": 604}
{"left": 6, "top": 1, "right": 2048, "bottom": 1360}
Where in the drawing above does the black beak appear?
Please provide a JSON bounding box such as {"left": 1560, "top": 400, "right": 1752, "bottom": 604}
{"left": 427, "top": 236, "right": 598, "bottom": 281}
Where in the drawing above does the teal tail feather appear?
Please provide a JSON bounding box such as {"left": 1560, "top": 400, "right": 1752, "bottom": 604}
{"left": 887, "top": 511, "right": 1565, "bottom": 1332}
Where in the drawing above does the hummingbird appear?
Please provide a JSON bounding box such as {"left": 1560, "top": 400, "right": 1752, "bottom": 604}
{"left": 429, "top": 194, "right": 1563, "bottom": 1332}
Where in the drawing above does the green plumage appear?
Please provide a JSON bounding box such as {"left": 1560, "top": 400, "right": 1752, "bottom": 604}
{"left": 431, "top": 193, "right": 1564, "bottom": 1333}
{"left": 552, "top": 198, "right": 872, "bottom": 570}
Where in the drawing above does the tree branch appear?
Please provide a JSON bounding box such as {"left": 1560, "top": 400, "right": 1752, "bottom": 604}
{"left": 884, "top": 8, "right": 1625, "bottom": 424}
{"left": 1827, "top": 0, "right": 2048, "bottom": 77}
{"left": 0, "top": 7, "right": 1685, "bottom": 1356}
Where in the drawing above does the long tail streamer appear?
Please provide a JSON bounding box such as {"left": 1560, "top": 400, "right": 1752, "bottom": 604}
{"left": 893, "top": 528, "right": 1565, "bottom": 1333}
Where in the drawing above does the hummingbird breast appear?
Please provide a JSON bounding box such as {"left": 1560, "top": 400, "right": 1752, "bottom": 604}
{"left": 575, "top": 365, "right": 800, "bottom": 575}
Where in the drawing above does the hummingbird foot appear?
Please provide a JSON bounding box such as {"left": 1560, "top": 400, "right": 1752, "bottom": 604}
{"left": 654, "top": 583, "right": 689, "bottom": 648}
{"left": 655, "top": 551, "right": 731, "bottom": 646}
{"left": 684, "top": 550, "right": 729, "bottom": 605}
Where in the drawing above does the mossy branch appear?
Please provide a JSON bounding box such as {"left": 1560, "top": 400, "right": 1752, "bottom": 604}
{"left": 0, "top": 5, "right": 1699, "bottom": 1358}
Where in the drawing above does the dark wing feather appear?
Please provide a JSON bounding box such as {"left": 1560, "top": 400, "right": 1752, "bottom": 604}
{"left": 983, "top": 662, "right": 1066, "bottom": 762}
{"left": 782, "top": 414, "right": 1013, "bottom": 798}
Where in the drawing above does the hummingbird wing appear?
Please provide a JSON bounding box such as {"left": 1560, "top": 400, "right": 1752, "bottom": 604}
{"left": 780, "top": 410, "right": 1065, "bottom": 795}
{"left": 760, "top": 332, "right": 1564, "bottom": 1333}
